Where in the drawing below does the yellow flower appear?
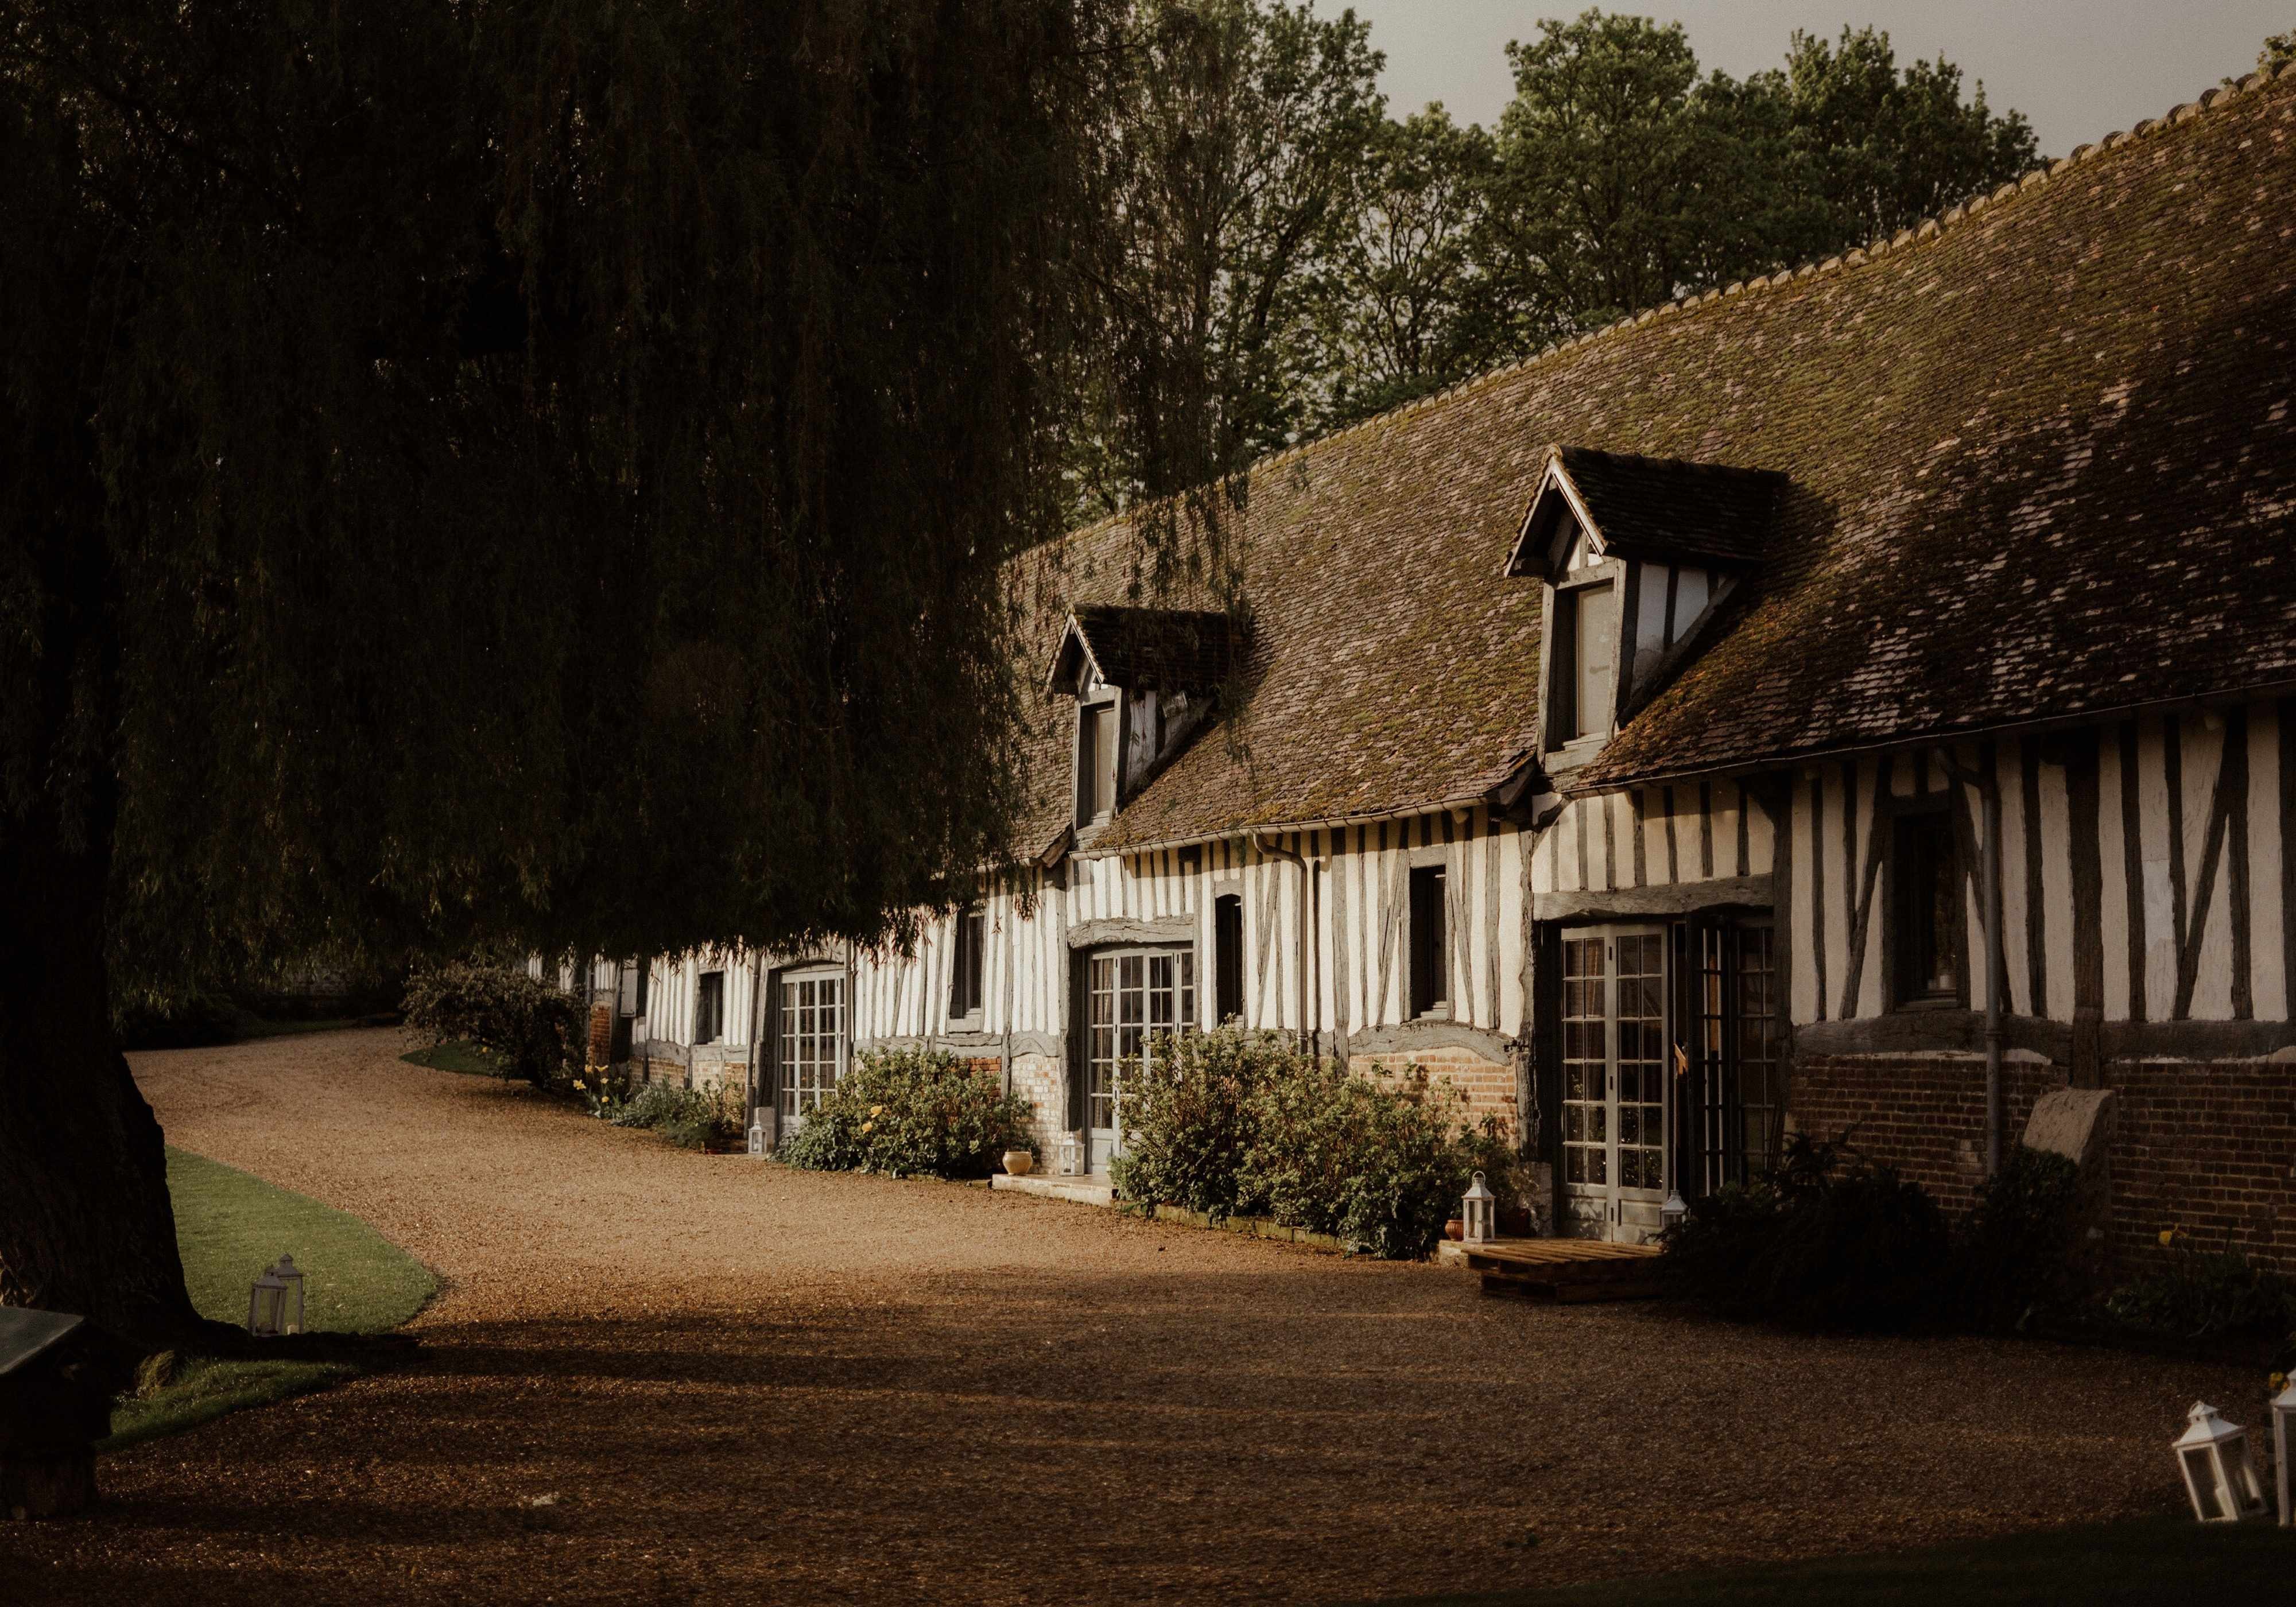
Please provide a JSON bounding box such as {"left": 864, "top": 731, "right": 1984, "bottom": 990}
{"left": 870, "top": 1105, "right": 885, "bottom": 1117}
{"left": 861, "top": 1121, "right": 874, "bottom": 1134}
{"left": 2271, "top": 1372, "right": 2288, "bottom": 1393}
{"left": 573, "top": 1080, "right": 587, "bottom": 1090}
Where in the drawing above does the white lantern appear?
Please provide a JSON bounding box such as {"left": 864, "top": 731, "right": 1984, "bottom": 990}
{"left": 747, "top": 1116, "right": 767, "bottom": 1156}
{"left": 2271, "top": 1377, "right": 2296, "bottom": 1527}
{"left": 2174, "top": 1401, "right": 2268, "bottom": 1523}
{"left": 1058, "top": 1131, "right": 1083, "bottom": 1177}
{"left": 246, "top": 1267, "right": 286, "bottom": 1336}
{"left": 1461, "top": 1170, "right": 1496, "bottom": 1246}
{"left": 1662, "top": 1190, "right": 1689, "bottom": 1231}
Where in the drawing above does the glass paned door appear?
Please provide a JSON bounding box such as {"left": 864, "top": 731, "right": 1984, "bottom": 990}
{"left": 1084, "top": 948, "right": 1194, "bottom": 1171}
{"left": 1692, "top": 920, "right": 1782, "bottom": 1195}
{"left": 777, "top": 971, "right": 845, "bottom": 1131}
{"left": 1559, "top": 925, "right": 1669, "bottom": 1243}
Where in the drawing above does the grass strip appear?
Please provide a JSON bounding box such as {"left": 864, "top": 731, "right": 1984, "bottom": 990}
{"left": 102, "top": 1148, "right": 437, "bottom": 1450}
{"left": 398, "top": 1038, "right": 505, "bottom": 1076}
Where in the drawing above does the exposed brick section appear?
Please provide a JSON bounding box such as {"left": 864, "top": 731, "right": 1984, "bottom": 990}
{"left": 1792, "top": 1053, "right": 2296, "bottom": 1276}
{"left": 1361, "top": 1049, "right": 1519, "bottom": 1142}
{"left": 1007, "top": 1053, "right": 1066, "bottom": 1163}
{"left": 2106, "top": 1060, "right": 2296, "bottom": 1275}
{"left": 1790, "top": 1054, "right": 2061, "bottom": 1216}
{"left": 585, "top": 1004, "right": 612, "bottom": 1069}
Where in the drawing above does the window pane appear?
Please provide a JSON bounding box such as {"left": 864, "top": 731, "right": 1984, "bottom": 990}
{"left": 1574, "top": 584, "right": 1617, "bottom": 739}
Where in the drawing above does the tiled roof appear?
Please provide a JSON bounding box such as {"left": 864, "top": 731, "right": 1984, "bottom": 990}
{"left": 1548, "top": 445, "right": 1780, "bottom": 568}
{"left": 1048, "top": 606, "right": 1238, "bottom": 694}
{"left": 1011, "top": 67, "right": 2296, "bottom": 852}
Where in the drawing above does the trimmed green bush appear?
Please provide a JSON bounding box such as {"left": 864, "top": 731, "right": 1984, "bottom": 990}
{"left": 611, "top": 1081, "right": 743, "bottom": 1148}
{"left": 1110, "top": 1027, "right": 1298, "bottom": 1218}
{"left": 1662, "top": 1132, "right": 1950, "bottom": 1332}
{"left": 2107, "top": 1232, "right": 2296, "bottom": 1343}
{"left": 780, "top": 1047, "right": 1035, "bottom": 1179}
{"left": 1112, "top": 1026, "right": 1520, "bottom": 1259}
{"left": 403, "top": 958, "right": 583, "bottom": 1088}
{"left": 1950, "top": 1145, "right": 2082, "bottom": 1332}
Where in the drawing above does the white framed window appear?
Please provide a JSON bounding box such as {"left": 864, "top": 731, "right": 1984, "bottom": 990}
{"left": 777, "top": 969, "right": 846, "bottom": 1125}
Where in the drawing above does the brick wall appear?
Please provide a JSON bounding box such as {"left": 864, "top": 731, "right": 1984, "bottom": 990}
{"left": 1359, "top": 1048, "right": 1519, "bottom": 1142}
{"left": 1790, "top": 1051, "right": 2296, "bottom": 1275}
{"left": 1008, "top": 1053, "right": 1066, "bottom": 1162}
{"left": 586, "top": 1003, "right": 613, "bottom": 1069}
{"left": 2105, "top": 1060, "right": 2296, "bottom": 1274}
{"left": 1791, "top": 1053, "right": 2062, "bottom": 1215}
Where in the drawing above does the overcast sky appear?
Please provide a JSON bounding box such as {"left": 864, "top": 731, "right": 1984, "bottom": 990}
{"left": 1345, "top": 1, "right": 2289, "bottom": 156}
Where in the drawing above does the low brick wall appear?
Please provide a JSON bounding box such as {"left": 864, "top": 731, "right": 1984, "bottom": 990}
{"left": 1359, "top": 1047, "right": 1519, "bottom": 1142}
{"left": 1007, "top": 1052, "right": 1066, "bottom": 1162}
{"left": 1790, "top": 1051, "right": 2296, "bottom": 1275}
{"left": 2105, "top": 1059, "right": 2296, "bottom": 1273}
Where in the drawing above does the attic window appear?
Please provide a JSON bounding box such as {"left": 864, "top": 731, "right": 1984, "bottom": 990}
{"left": 1076, "top": 699, "right": 1117, "bottom": 826}
{"left": 1549, "top": 579, "right": 1618, "bottom": 746}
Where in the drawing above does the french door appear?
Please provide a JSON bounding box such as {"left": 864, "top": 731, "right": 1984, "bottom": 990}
{"left": 775, "top": 969, "right": 846, "bottom": 1134}
{"left": 1081, "top": 948, "right": 1194, "bottom": 1173}
{"left": 1689, "top": 921, "right": 1782, "bottom": 1194}
{"left": 1560, "top": 927, "right": 1669, "bottom": 1242}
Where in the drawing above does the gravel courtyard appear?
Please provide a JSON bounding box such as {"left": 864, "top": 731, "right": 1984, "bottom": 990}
{"left": 0, "top": 1029, "right": 2251, "bottom": 1605}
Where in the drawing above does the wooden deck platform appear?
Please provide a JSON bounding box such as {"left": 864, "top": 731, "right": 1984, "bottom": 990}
{"left": 1459, "top": 1237, "right": 1667, "bottom": 1304}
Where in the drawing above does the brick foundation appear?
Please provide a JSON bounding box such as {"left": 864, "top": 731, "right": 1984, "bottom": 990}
{"left": 1007, "top": 1052, "right": 1067, "bottom": 1163}
{"left": 1358, "top": 1048, "right": 1519, "bottom": 1142}
{"left": 1790, "top": 1051, "right": 2296, "bottom": 1275}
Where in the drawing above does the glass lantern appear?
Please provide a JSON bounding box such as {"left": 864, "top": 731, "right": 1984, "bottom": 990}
{"left": 1461, "top": 1170, "right": 1496, "bottom": 1246}
{"left": 247, "top": 1266, "right": 286, "bottom": 1337}
{"left": 2271, "top": 1377, "right": 2296, "bottom": 1527}
{"left": 2174, "top": 1401, "right": 2268, "bottom": 1523}
{"left": 270, "top": 1255, "right": 306, "bottom": 1336}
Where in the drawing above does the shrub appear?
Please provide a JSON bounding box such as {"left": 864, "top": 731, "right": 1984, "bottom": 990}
{"left": 1662, "top": 1132, "right": 1950, "bottom": 1332}
{"left": 1113, "top": 1027, "right": 1520, "bottom": 1259}
{"left": 1110, "top": 1028, "right": 1301, "bottom": 1218}
{"left": 2107, "top": 1231, "right": 2296, "bottom": 1342}
{"left": 403, "top": 960, "right": 583, "bottom": 1088}
{"left": 1949, "top": 1146, "right": 2082, "bottom": 1332}
{"left": 610, "top": 1080, "right": 743, "bottom": 1149}
{"left": 779, "top": 1048, "right": 1034, "bottom": 1179}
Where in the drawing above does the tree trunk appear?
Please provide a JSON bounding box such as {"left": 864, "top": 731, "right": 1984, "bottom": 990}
{"left": 0, "top": 808, "right": 212, "bottom": 1352}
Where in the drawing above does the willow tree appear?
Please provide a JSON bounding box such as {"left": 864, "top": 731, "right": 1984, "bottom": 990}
{"left": 0, "top": 0, "right": 1111, "bottom": 1346}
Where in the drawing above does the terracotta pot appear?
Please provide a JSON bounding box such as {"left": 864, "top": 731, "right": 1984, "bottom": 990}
{"left": 1002, "top": 1149, "right": 1035, "bottom": 1177}
{"left": 1443, "top": 1218, "right": 1464, "bottom": 1243}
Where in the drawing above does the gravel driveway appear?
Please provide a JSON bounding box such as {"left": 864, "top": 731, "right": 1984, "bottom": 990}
{"left": 0, "top": 1029, "right": 2248, "bottom": 1604}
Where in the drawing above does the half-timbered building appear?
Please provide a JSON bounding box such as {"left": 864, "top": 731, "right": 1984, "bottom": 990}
{"left": 605, "top": 66, "right": 2296, "bottom": 1273}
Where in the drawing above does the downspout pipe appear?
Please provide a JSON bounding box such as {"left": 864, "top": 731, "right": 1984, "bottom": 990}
{"left": 1939, "top": 749, "right": 2005, "bottom": 1178}
{"left": 1254, "top": 832, "right": 1316, "bottom": 1054}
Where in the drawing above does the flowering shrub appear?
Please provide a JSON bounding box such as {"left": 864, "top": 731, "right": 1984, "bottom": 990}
{"left": 779, "top": 1049, "right": 1034, "bottom": 1179}
{"left": 1110, "top": 1027, "right": 1297, "bottom": 1218}
{"left": 403, "top": 959, "right": 583, "bottom": 1088}
{"left": 2107, "top": 1229, "right": 2296, "bottom": 1342}
{"left": 1112, "top": 1026, "right": 1522, "bottom": 1259}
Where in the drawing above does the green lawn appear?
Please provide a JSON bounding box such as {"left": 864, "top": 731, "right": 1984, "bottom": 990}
{"left": 103, "top": 1148, "right": 436, "bottom": 1450}
{"left": 1367, "top": 1517, "right": 2296, "bottom": 1606}
{"left": 400, "top": 1037, "right": 506, "bottom": 1076}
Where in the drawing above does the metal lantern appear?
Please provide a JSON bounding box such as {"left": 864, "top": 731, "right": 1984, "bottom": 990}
{"left": 1662, "top": 1190, "right": 1689, "bottom": 1231}
{"left": 2174, "top": 1401, "right": 2268, "bottom": 1523}
{"left": 2272, "top": 1377, "right": 2296, "bottom": 1527}
{"left": 1461, "top": 1170, "right": 1496, "bottom": 1246}
{"left": 747, "top": 1116, "right": 767, "bottom": 1156}
{"left": 247, "top": 1255, "right": 306, "bottom": 1337}
{"left": 1058, "top": 1131, "right": 1083, "bottom": 1177}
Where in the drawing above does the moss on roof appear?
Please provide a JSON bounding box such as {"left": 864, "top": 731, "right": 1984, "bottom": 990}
{"left": 1011, "top": 68, "right": 2296, "bottom": 849}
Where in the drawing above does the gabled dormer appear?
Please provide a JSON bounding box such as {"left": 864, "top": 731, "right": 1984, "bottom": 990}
{"left": 1504, "top": 445, "right": 1781, "bottom": 773}
{"left": 1046, "top": 606, "right": 1236, "bottom": 833}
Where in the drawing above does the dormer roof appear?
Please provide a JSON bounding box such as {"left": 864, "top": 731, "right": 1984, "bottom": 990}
{"left": 1504, "top": 444, "right": 1783, "bottom": 578}
{"left": 1045, "top": 606, "right": 1238, "bottom": 696}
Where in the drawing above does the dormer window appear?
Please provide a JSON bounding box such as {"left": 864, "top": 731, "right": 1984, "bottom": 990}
{"left": 1552, "top": 578, "right": 1619, "bottom": 744}
{"left": 1503, "top": 444, "right": 1781, "bottom": 766}
{"left": 1046, "top": 605, "right": 1239, "bottom": 831}
{"left": 1076, "top": 696, "right": 1117, "bottom": 826}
